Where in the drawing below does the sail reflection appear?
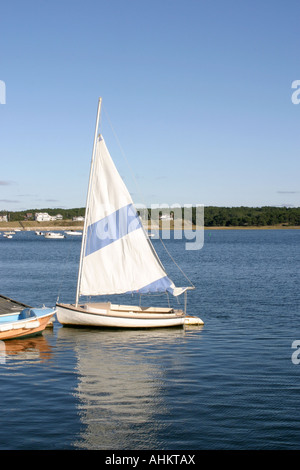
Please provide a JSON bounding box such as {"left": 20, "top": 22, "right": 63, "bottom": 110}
{"left": 57, "top": 326, "right": 194, "bottom": 449}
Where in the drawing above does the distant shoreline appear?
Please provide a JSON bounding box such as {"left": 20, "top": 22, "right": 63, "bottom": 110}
{"left": 0, "top": 221, "right": 299, "bottom": 231}
{"left": 203, "top": 225, "right": 300, "bottom": 230}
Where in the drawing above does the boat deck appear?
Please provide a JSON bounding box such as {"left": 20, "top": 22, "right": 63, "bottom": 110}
{"left": 0, "top": 294, "right": 30, "bottom": 316}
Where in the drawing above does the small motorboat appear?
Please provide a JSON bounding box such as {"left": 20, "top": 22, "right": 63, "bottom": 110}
{"left": 0, "top": 294, "right": 56, "bottom": 340}
{"left": 44, "top": 232, "right": 65, "bottom": 239}
{"left": 64, "top": 231, "right": 82, "bottom": 236}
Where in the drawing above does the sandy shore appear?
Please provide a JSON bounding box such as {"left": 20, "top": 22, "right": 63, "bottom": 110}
{"left": 0, "top": 221, "right": 299, "bottom": 231}
{"left": 0, "top": 220, "right": 84, "bottom": 231}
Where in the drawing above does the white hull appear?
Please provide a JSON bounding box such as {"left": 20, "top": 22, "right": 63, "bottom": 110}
{"left": 44, "top": 232, "right": 65, "bottom": 239}
{"left": 56, "top": 302, "right": 203, "bottom": 328}
{"left": 64, "top": 231, "right": 82, "bottom": 236}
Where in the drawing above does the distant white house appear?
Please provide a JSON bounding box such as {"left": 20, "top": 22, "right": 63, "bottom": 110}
{"left": 35, "top": 212, "right": 52, "bottom": 222}
{"left": 159, "top": 214, "right": 174, "bottom": 221}
{"left": 0, "top": 215, "right": 8, "bottom": 222}
{"left": 73, "top": 216, "right": 84, "bottom": 221}
{"left": 35, "top": 212, "right": 63, "bottom": 222}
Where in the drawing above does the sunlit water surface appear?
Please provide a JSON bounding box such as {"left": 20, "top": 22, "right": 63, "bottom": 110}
{"left": 0, "top": 229, "right": 299, "bottom": 449}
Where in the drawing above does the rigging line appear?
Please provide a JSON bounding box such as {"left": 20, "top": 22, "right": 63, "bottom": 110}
{"left": 102, "top": 104, "right": 194, "bottom": 288}
{"left": 102, "top": 105, "right": 147, "bottom": 209}
{"left": 56, "top": 234, "right": 78, "bottom": 302}
{"left": 102, "top": 105, "right": 170, "bottom": 274}
{"left": 158, "top": 236, "right": 195, "bottom": 288}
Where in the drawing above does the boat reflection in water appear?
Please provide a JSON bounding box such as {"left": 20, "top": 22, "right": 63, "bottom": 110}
{"left": 57, "top": 325, "right": 203, "bottom": 450}
{"left": 0, "top": 334, "right": 53, "bottom": 362}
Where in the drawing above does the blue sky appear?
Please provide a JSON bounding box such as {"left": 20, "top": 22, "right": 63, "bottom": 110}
{"left": 0, "top": 0, "right": 299, "bottom": 211}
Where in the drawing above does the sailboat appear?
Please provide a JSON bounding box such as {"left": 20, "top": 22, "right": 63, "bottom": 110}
{"left": 56, "top": 98, "right": 203, "bottom": 328}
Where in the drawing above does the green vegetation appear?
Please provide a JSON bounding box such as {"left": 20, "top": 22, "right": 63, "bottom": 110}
{"left": 0, "top": 206, "right": 299, "bottom": 227}
{"left": 196, "top": 206, "right": 300, "bottom": 227}
{"left": 0, "top": 208, "right": 85, "bottom": 222}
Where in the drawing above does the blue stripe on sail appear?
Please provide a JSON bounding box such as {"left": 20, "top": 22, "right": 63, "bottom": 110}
{"left": 85, "top": 203, "right": 142, "bottom": 256}
{"left": 128, "top": 275, "right": 175, "bottom": 294}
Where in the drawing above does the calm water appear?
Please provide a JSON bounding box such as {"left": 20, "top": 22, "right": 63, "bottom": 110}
{"left": 0, "top": 229, "right": 299, "bottom": 450}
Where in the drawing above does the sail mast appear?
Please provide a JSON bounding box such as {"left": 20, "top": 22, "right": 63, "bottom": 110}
{"left": 75, "top": 97, "right": 102, "bottom": 306}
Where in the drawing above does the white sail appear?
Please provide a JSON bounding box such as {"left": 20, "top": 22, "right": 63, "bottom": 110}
{"left": 78, "top": 135, "right": 186, "bottom": 298}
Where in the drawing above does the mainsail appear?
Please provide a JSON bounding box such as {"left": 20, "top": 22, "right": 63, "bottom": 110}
{"left": 77, "top": 134, "right": 187, "bottom": 299}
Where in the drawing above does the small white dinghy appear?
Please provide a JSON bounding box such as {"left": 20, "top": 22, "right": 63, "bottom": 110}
{"left": 56, "top": 98, "right": 203, "bottom": 329}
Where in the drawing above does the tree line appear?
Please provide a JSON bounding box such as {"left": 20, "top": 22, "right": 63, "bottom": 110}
{"left": 0, "top": 206, "right": 299, "bottom": 226}
{"left": 0, "top": 208, "right": 85, "bottom": 222}
{"left": 195, "top": 206, "right": 300, "bottom": 227}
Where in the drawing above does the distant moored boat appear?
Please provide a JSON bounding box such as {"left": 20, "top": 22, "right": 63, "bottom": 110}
{"left": 44, "top": 232, "right": 65, "bottom": 239}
